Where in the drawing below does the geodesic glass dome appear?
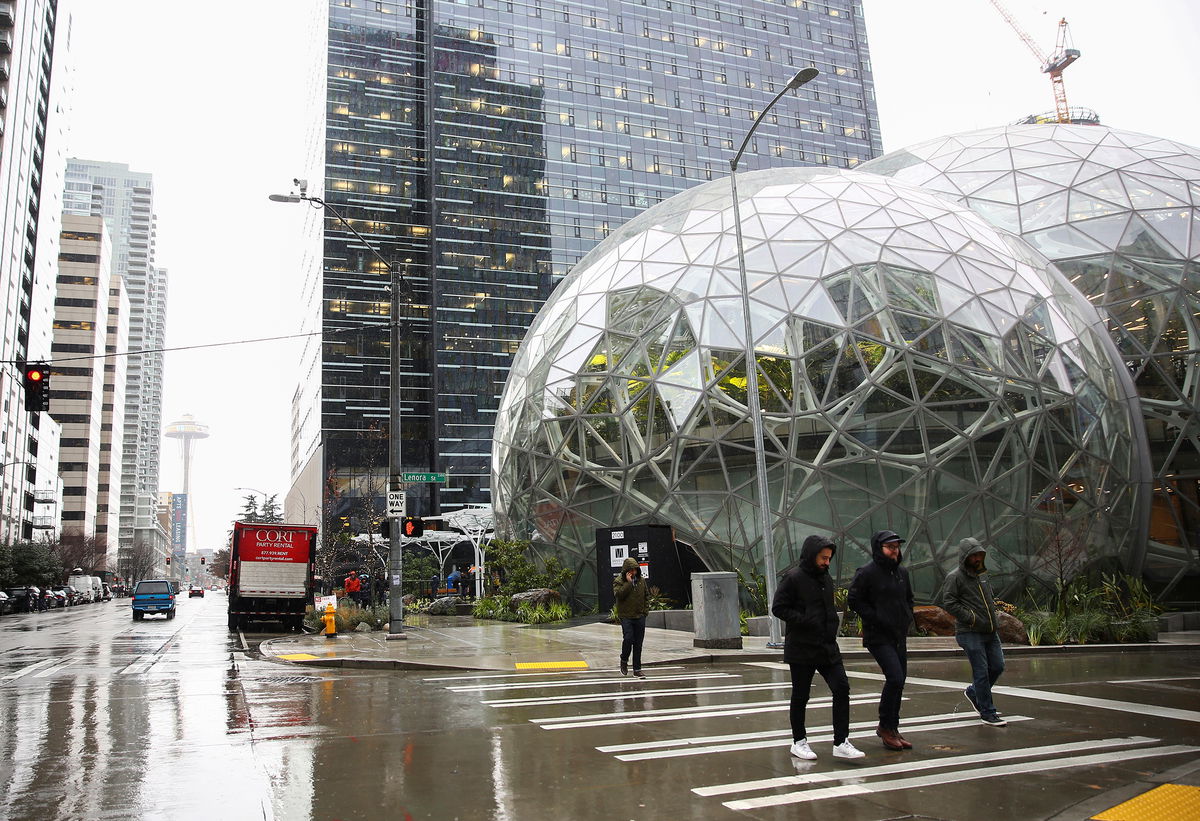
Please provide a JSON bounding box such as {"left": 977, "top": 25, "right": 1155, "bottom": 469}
{"left": 492, "top": 168, "right": 1145, "bottom": 604}
{"left": 862, "top": 124, "right": 1200, "bottom": 591}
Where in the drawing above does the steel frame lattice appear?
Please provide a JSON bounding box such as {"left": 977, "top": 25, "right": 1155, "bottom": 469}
{"left": 864, "top": 124, "right": 1199, "bottom": 594}
{"left": 493, "top": 167, "right": 1145, "bottom": 604}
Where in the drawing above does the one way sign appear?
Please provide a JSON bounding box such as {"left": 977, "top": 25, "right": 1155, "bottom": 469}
{"left": 387, "top": 490, "right": 406, "bottom": 517}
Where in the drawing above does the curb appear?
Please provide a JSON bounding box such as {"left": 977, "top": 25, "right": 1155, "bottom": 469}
{"left": 260, "top": 636, "right": 1196, "bottom": 673}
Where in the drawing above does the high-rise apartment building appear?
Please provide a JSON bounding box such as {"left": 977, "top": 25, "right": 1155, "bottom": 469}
{"left": 50, "top": 215, "right": 111, "bottom": 539}
{"left": 0, "top": 0, "right": 70, "bottom": 542}
{"left": 290, "top": 0, "right": 880, "bottom": 521}
{"left": 63, "top": 160, "right": 169, "bottom": 569}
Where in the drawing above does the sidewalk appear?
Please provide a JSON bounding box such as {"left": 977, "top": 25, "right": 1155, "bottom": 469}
{"left": 261, "top": 616, "right": 1200, "bottom": 672}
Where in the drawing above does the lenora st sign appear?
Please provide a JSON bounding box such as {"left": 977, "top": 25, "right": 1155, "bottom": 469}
{"left": 401, "top": 472, "right": 447, "bottom": 484}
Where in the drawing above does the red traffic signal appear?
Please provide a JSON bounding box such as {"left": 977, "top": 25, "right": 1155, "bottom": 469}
{"left": 20, "top": 361, "right": 50, "bottom": 413}
{"left": 402, "top": 516, "right": 424, "bottom": 538}
{"left": 166, "top": 556, "right": 171, "bottom": 565}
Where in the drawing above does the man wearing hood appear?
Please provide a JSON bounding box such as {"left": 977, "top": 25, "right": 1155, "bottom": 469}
{"left": 938, "top": 537, "right": 1007, "bottom": 727}
{"left": 613, "top": 556, "right": 649, "bottom": 677}
{"left": 848, "top": 530, "right": 915, "bottom": 751}
{"left": 771, "top": 534, "right": 866, "bottom": 760}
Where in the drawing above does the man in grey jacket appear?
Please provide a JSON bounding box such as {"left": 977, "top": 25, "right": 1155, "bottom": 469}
{"left": 938, "top": 538, "right": 1007, "bottom": 727}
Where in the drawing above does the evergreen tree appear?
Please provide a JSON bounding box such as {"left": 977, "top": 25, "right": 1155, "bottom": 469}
{"left": 239, "top": 494, "right": 261, "bottom": 523}
{"left": 260, "top": 494, "right": 284, "bottom": 523}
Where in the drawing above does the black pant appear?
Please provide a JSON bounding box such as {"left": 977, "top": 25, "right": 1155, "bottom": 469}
{"left": 620, "top": 616, "right": 646, "bottom": 670}
{"left": 788, "top": 659, "right": 851, "bottom": 744}
{"left": 867, "top": 641, "right": 907, "bottom": 730}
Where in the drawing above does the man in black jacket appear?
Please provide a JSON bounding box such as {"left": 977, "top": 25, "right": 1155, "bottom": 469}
{"left": 772, "top": 534, "right": 866, "bottom": 761}
{"left": 938, "top": 537, "right": 1007, "bottom": 727}
{"left": 848, "top": 530, "right": 915, "bottom": 751}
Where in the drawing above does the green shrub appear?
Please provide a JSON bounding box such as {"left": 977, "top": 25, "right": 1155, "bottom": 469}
{"left": 646, "top": 585, "right": 674, "bottom": 611}
{"left": 486, "top": 539, "right": 573, "bottom": 595}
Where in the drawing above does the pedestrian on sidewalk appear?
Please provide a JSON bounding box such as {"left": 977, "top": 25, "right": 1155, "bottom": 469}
{"left": 613, "top": 557, "right": 648, "bottom": 677}
{"left": 344, "top": 571, "right": 362, "bottom": 608}
{"left": 938, "top": 537, "right": 1007, "bottom": 727}
{"left": 848, "top": 530, "right": 915, "bottom": 751}
{"left": 772, "top": 535, "right": 866, "bottom": 761}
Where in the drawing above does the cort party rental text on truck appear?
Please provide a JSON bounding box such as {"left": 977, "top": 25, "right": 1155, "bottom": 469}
{"left": 227, "top": 521, "right": 318, "bottom": 632}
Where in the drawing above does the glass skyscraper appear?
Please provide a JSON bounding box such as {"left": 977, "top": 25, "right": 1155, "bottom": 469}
{"left": 291, "top": 0, "right": 881, "bottom": 520}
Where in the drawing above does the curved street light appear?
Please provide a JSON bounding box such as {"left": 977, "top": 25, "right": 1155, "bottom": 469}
{"left": 729, "top": 67, "right": 819, "bottom": 648}
{"left": 270, "top": 184, "right": 409, "bottom": 640}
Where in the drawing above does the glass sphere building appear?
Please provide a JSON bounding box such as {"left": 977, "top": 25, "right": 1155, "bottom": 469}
{"left": 862, "top": 124, "right": 1200, "bottom": 593}
{"left": 492, "top": 167, "right": 1146, "bottom": 603}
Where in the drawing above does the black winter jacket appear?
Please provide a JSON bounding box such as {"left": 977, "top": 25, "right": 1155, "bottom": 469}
{"left": 771, "top": 535, "right": 841, "bottom": 665}
{"left": 937, "top": 538, "right": 999, "bottom": 634}
{"left": 847, "top": 530, "right": 915, "bottom": 647}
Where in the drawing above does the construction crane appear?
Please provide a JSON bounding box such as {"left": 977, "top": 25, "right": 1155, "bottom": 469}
{"left": 988, "top": 1, "right": 1080, "bottom": 124}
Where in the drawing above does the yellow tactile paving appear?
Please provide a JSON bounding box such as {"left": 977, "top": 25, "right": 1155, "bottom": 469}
{"left": 277, "top": 653, "right": 320, "bottom": 661}
{"left": 514, "top": 660, "right": 589, "bottom": 670}
{"left": 1092, "top": 784, "right": 1200, "bottom": 821}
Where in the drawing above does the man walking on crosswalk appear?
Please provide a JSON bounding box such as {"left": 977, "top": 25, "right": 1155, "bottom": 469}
{"left": 772, "top": 534, "right": 866, "bottom": 761}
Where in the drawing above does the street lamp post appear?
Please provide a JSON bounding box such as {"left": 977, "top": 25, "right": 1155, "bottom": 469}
{"left": 729, "top": 67, "right": 819, "bottom": 648}
{"left": 270, "top": 184, "right": 408, "bottom": 639}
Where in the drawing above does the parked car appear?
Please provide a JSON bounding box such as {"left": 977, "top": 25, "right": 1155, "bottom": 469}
{"left": 61, "top": 585, "right": 83, "bottom": 606}
{"left": 67, "top": 575, "right": 95, "bottom": 603}
{"left": 47, "top": 588, "right": 68, "bottom": 608}
{"left": 6, "top": 586, "right": 38, "bottom": 612}
{"left": 131, "top": 579, "right": 176, "bottom": 620}
{"left": 0, "top": 590, "right": 9, "bottom": 615}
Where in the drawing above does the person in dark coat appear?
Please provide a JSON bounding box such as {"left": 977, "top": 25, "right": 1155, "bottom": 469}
{"left": 938, "top": 537, "right": 1007, "bottom": 727}
{"left": 613, "top": 556, "right": 649, "bottom": 677}
{"left": 771, "top": 534, "right": 865, "bottom": 761}
{"left": 848, "top": 529, "right": 915, "bottom": 751}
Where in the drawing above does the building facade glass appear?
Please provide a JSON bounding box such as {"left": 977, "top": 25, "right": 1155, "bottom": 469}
{"left": 862, "top": 124, "right": 1200, "bottom": 597}
{"left": 294, "top": 0, "right": 882, "bottom": 521}
{"left": 492, "top": 169, "right": 1146, "bottom": 604}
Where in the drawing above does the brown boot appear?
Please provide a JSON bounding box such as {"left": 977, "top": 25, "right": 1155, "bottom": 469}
{"left": 875, "top": 725, "right": 904, "bottom": 751}
{"left": 895, "top": 732, "right": 913, "bottom": 750}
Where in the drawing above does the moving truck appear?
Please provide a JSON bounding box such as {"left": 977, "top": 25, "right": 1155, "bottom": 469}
{"left": 227, "top": 521, "right": 318, "bottom": 632}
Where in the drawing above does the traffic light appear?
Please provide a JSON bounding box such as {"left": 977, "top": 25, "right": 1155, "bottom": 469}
{"left": 200, "top": 556, "right": 206, "bottom": 565}
{"left": 20, "top": 362, "right": 50, "bottom": 413}
{"left": 402, "top": 516, "right": 424, "bottom": 538}
{"left": 379, "top": 519, "right": 391, "bottom": 539}
{"left": 166, "top": 556, "right": 171, "bottom": 565}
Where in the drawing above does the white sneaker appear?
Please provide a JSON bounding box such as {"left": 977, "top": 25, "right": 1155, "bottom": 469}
{"left": 832, "top": 740, "right": 866, "bottom": 759}
{"left": 789, "top": 739, "right": 817, "bottom": 760}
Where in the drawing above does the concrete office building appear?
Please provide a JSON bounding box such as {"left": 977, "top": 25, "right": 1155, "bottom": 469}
{"left": 63, "top": 160, "right": 169, "bottom": 571}
{"left": 289, "top": 0, "right": 881, "bottom": 523}
{"left": 0, "top": 0, "right": 70, "bottom": 542}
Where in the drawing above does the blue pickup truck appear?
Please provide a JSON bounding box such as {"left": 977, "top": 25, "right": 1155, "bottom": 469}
{"left": 131, "top": 579, "right": 177, "bottom": 620}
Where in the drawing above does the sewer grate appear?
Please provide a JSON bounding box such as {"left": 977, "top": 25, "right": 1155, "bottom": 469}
{"left": 252, "top": 675, "right": 325, "bottom": 685}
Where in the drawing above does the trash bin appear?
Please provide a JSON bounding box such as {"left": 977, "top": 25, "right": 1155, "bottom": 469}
{"left": 691, "top": 572, "right": 742, "bottom": 649}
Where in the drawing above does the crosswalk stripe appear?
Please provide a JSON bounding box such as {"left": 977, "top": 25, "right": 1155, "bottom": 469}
{"left": 694, "top": 735, "right": 1160, "bottom": 797}
{"left": 600, "top": 711, "right": 963, "bottom": 754}
{"left": 723, "top": 744, "right": 1200, "bottom": 810}
{"left": 614, "top": 715, "right": 1032, "bottom": 762}
{"left": 845, "top": 670, "right": 1200, "bottom": 724}
{"left": 31, "top": 656, "right": 80, "bottom": 678}
{"left": 424, "top": 665, "right": 689, "bottom": 682}
{"left": 447, "top": 672, "right": 735, "bottom": 693}
{"left": 119, "top": 654, "right": 159, "bottom": 675}
{"left": 485, "top": 680, "right": 791, "bottom": 708}
{"left": 534, "top": 695, "right": 884, "bottom": 731}
{"left": 1, "top": 658, "right": 59, "bottom": 681}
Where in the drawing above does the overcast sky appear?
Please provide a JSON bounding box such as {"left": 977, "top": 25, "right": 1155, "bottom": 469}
{"left": 62, "top": 1, "right": 1199, "bottom": 552}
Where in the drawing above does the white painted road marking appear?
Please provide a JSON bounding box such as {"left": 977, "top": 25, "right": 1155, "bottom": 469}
{"left": 722, "top": 744, "right": 1200, "bottom": 810}
{"left": 694, "top": 735, "right": 1160, "bottom": 797}
{"left": 845, "top": 670, "right": 1200, "bottom": 724}
{"left": 534, "top": 695, "right": 883, "bottom": 731}
{"left": 485, "top": 679, "right": 792, "bottom": 708}
{"left": 1, "top": 658, "right": 60, "bottom": 681}
{"left": 119, "top": 654, "right": 160, "bottom": 675}
{"left": 599, "top": 710, "right": 961, "bottom": 753}
{"left": 447, "top": 672, "right": 735, "bottom": 692}
{"left": 425, "top": 665, "right": 689, "bottom": 682}
{"left": 612, "top": 715, "right": 1031, "bottom": 762}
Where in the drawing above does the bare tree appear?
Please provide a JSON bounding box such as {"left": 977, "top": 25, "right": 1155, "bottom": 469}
{"left": 50, "top": 531, "right": 108, "bottom": 574}
{"left": 118, "top": 537, "right": 158, "bottom": 586}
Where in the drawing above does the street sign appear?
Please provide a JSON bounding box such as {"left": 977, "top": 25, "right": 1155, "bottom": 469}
{"left": 387, "top": 490, "right": 406, "bottom": 517}
{"left": 401, "top": 472, "right": 447, "bottom": 483}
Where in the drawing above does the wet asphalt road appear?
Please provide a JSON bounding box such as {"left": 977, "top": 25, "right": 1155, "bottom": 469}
{"left": 0, "top": 594, "right": 1197, "bottom": 820}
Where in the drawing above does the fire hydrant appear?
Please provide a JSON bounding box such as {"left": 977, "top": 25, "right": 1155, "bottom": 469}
{"left": 321, "top": 603, "right": 338, "bottom": 639}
